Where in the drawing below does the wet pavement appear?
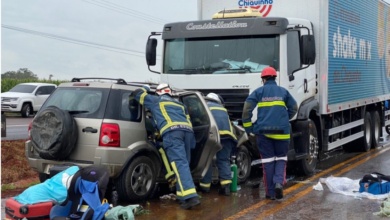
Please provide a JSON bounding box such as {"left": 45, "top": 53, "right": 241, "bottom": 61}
{"left": 2, "top": 142, "right": 390, "bottom": 219}
{"left": 130, "top": 144, "right": 390, "bottom": 220}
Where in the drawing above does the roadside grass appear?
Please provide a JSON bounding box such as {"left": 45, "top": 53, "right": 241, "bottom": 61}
{"left": 1, "top": 140, "right": 39, "bottom": 192}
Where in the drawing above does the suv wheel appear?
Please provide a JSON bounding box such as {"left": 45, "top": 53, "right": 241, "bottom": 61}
{"left": 236, "top": 146, "right": 251, "bottom": 183}
{"left": 21, "top": 103, "right": 31, "bottom": 118}
{"left": 116, "top": 156, "right": 157, "bottom": 202}
{"left": 31, "top": 106, "right": 78, "bottom": 160}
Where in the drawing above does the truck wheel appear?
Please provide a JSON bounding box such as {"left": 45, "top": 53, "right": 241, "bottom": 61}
{"left": 21, "top": 103, "right": 32, "bottom": 118}
{"left": 361, "top": 112, "right": 372, "bottom": 152}
{"left": 370, "top": 111, "right": 380, "bottom": 148}
{"left": 116, "top": 156, "right": 157, "bottom": 202}
{"left": 298, "top": 119, "right": 319, "bottom": 176}
{"left": 236, "top": 145, "right": 251, "bottom": 184}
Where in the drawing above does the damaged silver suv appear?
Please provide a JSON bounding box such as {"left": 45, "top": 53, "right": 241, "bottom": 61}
{"left": 25, "top": 78, "right": 252, "bottom": 202}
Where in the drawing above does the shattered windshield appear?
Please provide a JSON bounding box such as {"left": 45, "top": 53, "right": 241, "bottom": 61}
{"left": 163, "top": 35, "right": 279, "bottom": 74}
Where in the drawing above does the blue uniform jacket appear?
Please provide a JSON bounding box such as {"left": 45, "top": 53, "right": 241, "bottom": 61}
{"left": 207, "top": 101, "right": 237, "bottom": 141}
{"left": 242, "top": 79, "right": 297, "bottom": 140}
{"left": 134, "top": 88, "right": 193, "bottom": 136}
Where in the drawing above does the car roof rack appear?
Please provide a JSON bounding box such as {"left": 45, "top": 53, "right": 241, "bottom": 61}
{"left": 127, "top": 82, "right": 159, "bottom": 89}
{"left": 71, "top": 77, "right": 127, "bottom": 85}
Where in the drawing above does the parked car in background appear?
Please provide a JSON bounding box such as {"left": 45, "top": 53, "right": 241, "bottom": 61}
{"left": 1, "top": 82, "right": 57, "bottom": 117}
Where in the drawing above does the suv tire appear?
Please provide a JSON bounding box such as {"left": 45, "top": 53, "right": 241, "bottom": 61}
{"left": 116, "top": 156, "right": 157, "bottom": 202}
{"left": 31, "top": 106, "right": 78, "bottom": 160}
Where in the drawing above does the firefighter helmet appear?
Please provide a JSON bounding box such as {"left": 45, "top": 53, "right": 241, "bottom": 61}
{"left": 156, "top": 83, "right": 172, "bottom": 96}
{"left": 261, "top": 66, "right": 277, "bottom": 78}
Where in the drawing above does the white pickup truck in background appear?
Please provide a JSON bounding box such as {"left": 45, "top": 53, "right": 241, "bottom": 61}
{"left": 1, "top": 82, "right": 57, "bottom": 117}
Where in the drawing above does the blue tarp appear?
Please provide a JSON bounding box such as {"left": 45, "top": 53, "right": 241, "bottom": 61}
{"left": 14, "top": 166, "right": 79, "bottom": 205}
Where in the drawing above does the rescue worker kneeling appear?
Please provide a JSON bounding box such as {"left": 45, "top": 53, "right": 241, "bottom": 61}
{"left": 199, "top": 93, "right": 237, "bottom": 196}
{"left": 132, "top": 83, "right": 200, "bottom": 209}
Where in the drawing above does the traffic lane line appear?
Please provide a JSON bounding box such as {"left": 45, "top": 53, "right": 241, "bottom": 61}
{"left": 226, "top": 146, "right": 390, "bottom": 220}
{"left": 256, "top": 146, "right": 390, "bottom": 219}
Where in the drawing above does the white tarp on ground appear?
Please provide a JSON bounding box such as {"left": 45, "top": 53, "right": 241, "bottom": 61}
{"left": 313, "top": 176, "right": 390, "bottom": 200}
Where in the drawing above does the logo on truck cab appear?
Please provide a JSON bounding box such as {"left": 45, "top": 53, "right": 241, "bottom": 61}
{"left": 238, "top": 0, "right": 273, "bottom": 17}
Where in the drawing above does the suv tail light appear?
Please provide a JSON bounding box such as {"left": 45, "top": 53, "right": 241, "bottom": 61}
{"left": 99, "top": 123, "right": 120, "bottom": 147}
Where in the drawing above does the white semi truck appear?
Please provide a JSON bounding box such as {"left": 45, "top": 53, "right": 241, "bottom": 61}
{"left": 145, "top": 0, "right": 390, "bottom": 175}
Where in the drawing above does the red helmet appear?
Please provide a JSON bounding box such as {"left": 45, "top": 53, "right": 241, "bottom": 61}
{"left": 261, "top": 67, "right": 277, "bottom": 78}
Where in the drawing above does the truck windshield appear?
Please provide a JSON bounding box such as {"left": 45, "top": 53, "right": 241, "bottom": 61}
{"left": 163, "top": 35, "right": 279, "bottom": 74}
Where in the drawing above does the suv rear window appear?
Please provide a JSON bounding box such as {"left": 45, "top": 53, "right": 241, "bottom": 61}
{"left": 104, "top": 89, "right": 142, "bottom": 122}
{"left": 42, "top": 87, "right": 109, "bottom": 119}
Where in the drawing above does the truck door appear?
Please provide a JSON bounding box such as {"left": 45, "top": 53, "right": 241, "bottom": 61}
{"left": 180, "top": 92, "right": 222, "bottom": 180}
{"left": 284, "top": 29, "right": 314, "bottom": 107}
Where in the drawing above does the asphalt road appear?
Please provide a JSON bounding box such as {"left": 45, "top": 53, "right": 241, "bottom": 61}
{"left": 2, "top": 116, "right": 390, "bottom": 219}
{"left": 1, "top": 115, "right": 32, "bottom": 140}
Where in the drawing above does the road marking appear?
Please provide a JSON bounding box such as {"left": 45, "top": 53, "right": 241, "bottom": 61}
{"left": 226, "top": 147, "right": 390, "bottom": 220}
{"left": 6, "top": 125, "right": 27, "bottom": 127}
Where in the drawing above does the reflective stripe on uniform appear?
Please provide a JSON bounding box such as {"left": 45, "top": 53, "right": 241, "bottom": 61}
{"left": 209, "top": 106, "right": 237, "bottom": 139}
{"left": 139, "top": 91, "right": 148, "bottom": 105}
{"left": 171, "top": 161, "right": 197, "bottom": 197}
{"left": 199, "top": 182, "right": 211, "bottom": 188}
{"left": 159, "top": 102, "right": 192, "bottom": 134}
{"left": 209, "top": 106, "right": 226, "bottom": 112}
{"left": 258, "top": 100, "right": 286, "bottom": 108}
{"left": 243, "top": 121, "right": 252, "bottom": 128}
{"left": 261, "top": 156, "right": 287, "bottom": 164}
{"left": 219, "top": 130, "right": 237, "bottom": 140}
{"left": 264, "top": 134, "right": 290, "bottom": 140}
{"left": 220, "top": 179, "right": 232, "bottom": 186}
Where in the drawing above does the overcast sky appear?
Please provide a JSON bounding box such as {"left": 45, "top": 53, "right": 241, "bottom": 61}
{"left": 2, "top": 0, "right": 390, "bottom": 82}
{"left": 1, "top": 0, "right": 198, "bottom": 82}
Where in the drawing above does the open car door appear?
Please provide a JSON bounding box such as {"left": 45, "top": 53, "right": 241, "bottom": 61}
{"left": 180, "top": 91, "right": 222, "bottom": 180}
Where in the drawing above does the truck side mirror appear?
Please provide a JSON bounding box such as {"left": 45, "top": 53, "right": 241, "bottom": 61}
{"left": 146, "top": 38, "right": 157, "bottom": 66}
{"left": 300, "top": 35, "right": 316, "bottom": 65}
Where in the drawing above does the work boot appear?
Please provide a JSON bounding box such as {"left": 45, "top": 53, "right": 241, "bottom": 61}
{"left": 265, "top": 195, "right": 275, "bottom": 200}
{"left": 275, "top": 183, "right": 283, "bottom": 200}
{"left": 180, "top": 197, "right": 200, "bottom": 210}
{"left": 218, "top": 184, "right": 231, "bottom": 196}
{"left": 198, "top": 186, "right": 210, "bottom": 193}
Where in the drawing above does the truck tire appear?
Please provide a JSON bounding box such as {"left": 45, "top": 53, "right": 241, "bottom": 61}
{"left": 361, "top": 111, "right": 372, "bottom": 152}
{"left": 297, "top": 119, "right": 319, "bottom": 176}
{"left": 236, "top": 145, "right": 251, "bottom": 184}
{"left": 21, "top": 103, "right": 32, "bottom": 118}
{"left": 116, "top": 156, "right": 157, "bottom": 202}
{"left": 370, "top": 111, "right": 380, "bottom": 148}
{"left": 30, "top": 106, "right": 78, "bottom": 160}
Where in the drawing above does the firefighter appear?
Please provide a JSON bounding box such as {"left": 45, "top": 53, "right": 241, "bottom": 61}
{"left": 132, "top": 83, "right": 200, "bottom": 209}
{"left": 199, "top": 93, "right": 237, "bottom": 196}
{"left": 242, "top": 67, "right": 297, "bottom": 200}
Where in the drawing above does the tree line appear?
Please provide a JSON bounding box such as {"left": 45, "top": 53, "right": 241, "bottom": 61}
{"left": 1, "top": 68, "right": 66, "bottom": 93}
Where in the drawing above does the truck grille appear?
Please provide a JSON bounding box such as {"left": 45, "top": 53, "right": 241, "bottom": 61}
{"left": 192, "top": 89, "right": 250, "bottom": 120}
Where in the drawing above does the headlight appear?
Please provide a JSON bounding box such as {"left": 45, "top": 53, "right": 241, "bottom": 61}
{"left": 9, "top": 98, "right": 19, "bottom": 102}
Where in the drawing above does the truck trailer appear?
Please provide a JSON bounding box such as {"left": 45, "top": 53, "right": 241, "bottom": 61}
{"left": 145, "top": 0, "right": 390, "bottom": 175}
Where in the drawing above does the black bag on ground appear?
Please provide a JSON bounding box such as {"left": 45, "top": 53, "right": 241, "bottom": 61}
{"left": 359, "top": 172, "right": 390, "bottom": 195}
